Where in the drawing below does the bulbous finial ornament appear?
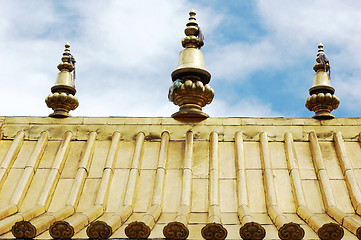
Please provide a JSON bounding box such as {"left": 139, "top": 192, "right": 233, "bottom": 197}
{"left": 45, "top": 43, "right": 79, "bottom": 118}
{"left": 305, "top": 43, "right": 339, "bottom": 119}
{"left": 169, "top": 10, "right": 214, "bottom": 120}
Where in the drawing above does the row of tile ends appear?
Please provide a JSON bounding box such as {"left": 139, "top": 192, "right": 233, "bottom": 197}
{"left": 10, "top": 219, "right": 348, "bottom": 240}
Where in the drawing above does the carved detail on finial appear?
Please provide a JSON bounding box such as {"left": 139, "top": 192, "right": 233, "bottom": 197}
{"left": 49, "top": 220, "right": 74, "bottom": 239}
{"left": 58, "top": 42, "right": 75, "bottom": 72}
{"left": 201, "top": 223, "right": 228, "bottom": 240}
{"left": 46, "top": 43, "right": 79, "bottom": 118}
{"left": 124, "top": 221, "right": 151, "bottom": 239}
{"left": 46, "top": 92, "right": 79, "bottom": 118}
{"left": 305, "top": 43, "right": 339, "bottom": 119}
{"left": 86, "top": 221, "right": 112, "bottom": 239}
{"left": 278, "top": 223, "right": 304, "bottom": 240}
{"left": 163, "top": 221, "right": 189, "bottom": 240}
{"left": 305, "top": 92, "right": 340, "bottom": 119}
{"left": 318, "top": 223, "right": 344, "bottom": 240}
{"left": 239, "top": 222, "right": 266, "bottom": 240}
{"left": 169, "top": 80, "right": 214, "bottom": 119}
{"left": 11, "top": 221, "right": 36, "bottom": 239}
{"left": 182, "top": 9, "right": 203, "bottom": 49}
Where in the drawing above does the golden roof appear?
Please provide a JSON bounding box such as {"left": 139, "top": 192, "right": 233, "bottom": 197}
{"left": 0, "top": 116, "right": 360, "bottom": 239}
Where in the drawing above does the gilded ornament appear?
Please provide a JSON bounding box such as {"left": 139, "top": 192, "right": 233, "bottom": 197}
{"left": 49, "top": 220, "right": 74, "bottom": 239}
{"left": 163, "top": 221, "right": 189, "bottom": 240}
{"left": 239, "top": 222, "right": 266, "bottom": 240}
{"left": 278, "top": 222, "right": 304, "bottom": 240}
{"left": 11, "top": 221, "right": 36, "bottom": 239}
{"left": 169, "top": 80, "right": 214, "bottom": 119}
{"left": 86, "top": 221, "right": 112, "bottom": 239}
{"left": 318, "top": 223, "right": 344, "bottom": 240}
{"left": 305, "top": 43, "right": 339, "bottom": 119}
{"left": 46, "top": 43, "right": 79, "bottom": 118}
{"left": 169, "top": 10, "right": 214, "bottom": 120}
{"left": 201, "top": 223, "right": 227, "bottom": 240}
{"left": 124, "top": 221, "right": 151, "bottom": 239}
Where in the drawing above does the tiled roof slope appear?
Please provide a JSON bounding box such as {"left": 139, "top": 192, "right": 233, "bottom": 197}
{"left": 0, "top": 117, "right": 361, "bottom": 239}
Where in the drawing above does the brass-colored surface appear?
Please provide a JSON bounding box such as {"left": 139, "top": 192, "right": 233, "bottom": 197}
{"left": 208, "top": 132, "right": 221, "bottom": 223}
{"left": 3, "top": 117, "right": 361, "bottom": 239}
{"left": 306, "top": 43, "right": 339, "bottom": 119}
{"left": 235, "top": 132, "right": 259, "bottom": 227}
{"left": 284, "top": 132, "right": 329, "bottom": 235}
{"left": 100, "top": 132, "right": 145, "bottom": 235}
{"left": 170, "top": 80, "right": 214, "bottom": 119}
{"left": 309, "top": 131, "right": 360, "bottom": 236}
{"left": 45, "top": 43, "right": 78, "bottom": 118}
{"left": 0, "top": 132, "right": 48, "bottom": 226}
{"left": 0, "top": 131, "right": 24, "bottom": 188}
{"left": 334, "top": 132, "right": 361, "bottom": 215}
{"left": 128, "top": 132, "right": 169, "bottom": 236}
{"left": 66, "top": 132, "right": 96, "bottom": 207}
{"left": 260, "top": 132, "right": 295, "bottom": 231}
{"left": 174, "top": 131, "right": 193, "bottom": 225}
{"left": 21, "top": 132, "right": 95, "bottom": 238}
{"left": 169, "top": 10, "right": 214, "bottom": 119}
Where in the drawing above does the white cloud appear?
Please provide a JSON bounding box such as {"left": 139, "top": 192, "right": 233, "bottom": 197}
{"left": 0, "top": 0, "right": 224, "bottom": 117}
{"left": 207, "top": 40, "right": 280, "bottom": 82}
{"left": 333, "top": 72, "right": 361, "bottom": 115}
{"left": 1, "top": 0, "right": 361, "bottom": 118}
{"left": 207, "top": 98, "right": 281, "bottom": 117}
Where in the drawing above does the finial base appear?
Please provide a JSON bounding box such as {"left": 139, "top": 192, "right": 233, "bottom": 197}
{"left": 169, "top": 80, "right": 214, "bottom": 120}
{"left": 46, "top": 92, "right": 79, "bottom": 118}
{"left": 305, "top": 92, "right": 339, "bottom": 120}
{"left": 172, "top": 104, "right": 209, "bottom": 119}
{"left": 312, "top": 110, "right": 335, "bottom": 120}
{"left": 49, "top": 110, "right": 71, "bottom": 118}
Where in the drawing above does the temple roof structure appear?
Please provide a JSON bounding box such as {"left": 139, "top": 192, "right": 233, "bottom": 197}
{"left": 0, "top": 8, "right": 358, "bottom": 240}
{"left": 0, "top": 117, "right": 361, "bottom": 239}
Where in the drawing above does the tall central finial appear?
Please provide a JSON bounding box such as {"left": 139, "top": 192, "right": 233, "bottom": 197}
{"left": 168, "top": 10, "right": 214, "bottom": 120}
{"left": 305, "top": 43, "right": 339, "bottom": 119}
{"left": 45, "top": 43, "right": 79, "bottom": 118}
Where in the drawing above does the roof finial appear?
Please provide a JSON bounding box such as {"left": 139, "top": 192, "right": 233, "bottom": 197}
{"left": 45, "top": 43, "right": 79, "bottom": 118}
{"left": 305, "top": 43, "right": 339, "bottom": 119}
{"left": 182, "top": 9, "right": 204, "bottom": 49}
{"left": 168, "top": 10, "right": 214, "bottom": 120}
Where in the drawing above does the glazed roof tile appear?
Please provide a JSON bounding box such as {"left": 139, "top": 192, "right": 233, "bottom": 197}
{"left": 0, "top": 117, "right": 360, "bottom": 239}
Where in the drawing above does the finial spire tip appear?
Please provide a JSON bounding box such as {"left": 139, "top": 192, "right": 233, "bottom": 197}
{"left": 182, "top": 9, "right": 204, "bottom": 49}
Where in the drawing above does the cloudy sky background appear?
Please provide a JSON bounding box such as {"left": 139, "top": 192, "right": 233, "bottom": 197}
{"left": 1, "top": 0, "right": 361, "bottom": 118}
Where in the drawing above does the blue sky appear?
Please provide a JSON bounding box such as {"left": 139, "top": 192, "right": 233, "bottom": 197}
{"left": 1, "top": 0, "right": 361, "bottom": 118}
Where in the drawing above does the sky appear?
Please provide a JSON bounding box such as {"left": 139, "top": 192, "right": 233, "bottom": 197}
{"left": 1, "top": 0, "right": 361, "bottom": 118}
